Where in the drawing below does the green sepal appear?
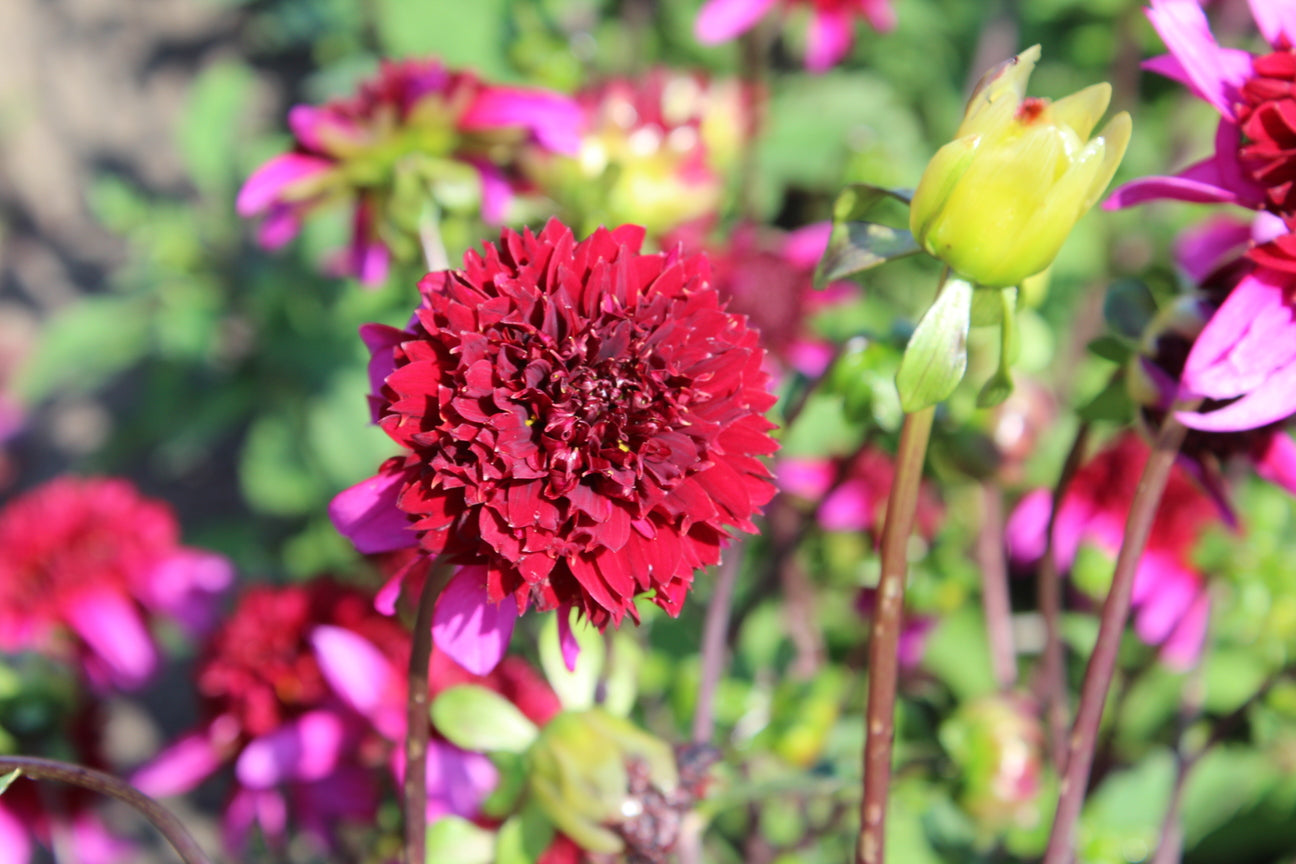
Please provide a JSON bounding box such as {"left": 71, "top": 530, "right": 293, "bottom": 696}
{"left": 430, "top": 685, "right": 540, "bottom": 754}
{"left": 896, "top": 276, "right": 974, "bottom": 412}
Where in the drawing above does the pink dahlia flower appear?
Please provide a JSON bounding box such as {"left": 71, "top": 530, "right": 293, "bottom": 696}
{"left": 694, "top": 0, "right": 897, "bottom": 72}
{"left": 0, "top": 476, "right": 232, "bottom": 690}
{"left": 237, "top": 59, "right": 583, "bottom": 286}
{"left": 331, "top": 220, "right": 778, "bottom": 674}
{"left": 1105, "top": 0, "right": 1296, "bottom": 214}
{"left": 1007, "top": 432, "right": 1227, "bottom": 669}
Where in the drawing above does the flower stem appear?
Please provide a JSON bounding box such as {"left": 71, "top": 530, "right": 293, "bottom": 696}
{"left": 857, "top": 403, "right": 936, "bottom": 864}
{"left": 405, "top": 567, "right": 445, "bottom": 864}
{"left": 0, "top": 756, "right": 211, "bottom": 864}
{"left": 1041, "top": 413, "right": 1190, "bottom": 864}
{"left": 977, "top": 481, "right": 1017, "bottom": 691}
{"left": 693, "top": 541, "right": 745, "bottom": 744}
{"left": 1038, "top": 421, "right": 1090, "bottom": 772}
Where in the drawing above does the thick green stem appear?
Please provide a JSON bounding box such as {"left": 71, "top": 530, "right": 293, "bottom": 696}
{"left": 1041, "top": 414, "right": 1190, "bottom": 864}
{"left": 857, "top": 404, "right": 936, "bottom": 864}
{"left": 0, "top": 756, "right": 211, "bottom": 864}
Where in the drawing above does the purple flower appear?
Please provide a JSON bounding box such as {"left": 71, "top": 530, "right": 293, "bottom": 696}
{"left": 694, "top": 0, "right": 897, "bottom": 72}
{"left": 1105, "top": 0, "right": 1296, "bottom": 215}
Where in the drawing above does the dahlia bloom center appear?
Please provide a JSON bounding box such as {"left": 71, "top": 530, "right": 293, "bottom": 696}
{"left": 1238, "top": 49, "right": 1296, "bottom": 214}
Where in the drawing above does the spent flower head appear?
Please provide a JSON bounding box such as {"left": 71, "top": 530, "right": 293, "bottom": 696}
{"left": 910, "top": 45, "right": 1131, "bottom": 288}
{"left": 331, "top": 220, "right": 778, "bottom": 674}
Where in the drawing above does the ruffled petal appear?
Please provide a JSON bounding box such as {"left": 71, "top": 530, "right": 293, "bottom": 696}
{"left": 431, "top": 566, "right": 517, "bottom": 675}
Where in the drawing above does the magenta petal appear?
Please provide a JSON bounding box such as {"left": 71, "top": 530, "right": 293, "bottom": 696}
{"left": 256, "top": 205, "right": 302, "bottom": 250}
{"left": 137, "top": 549, "right": 234, "bottom": 635}
{"left": 1132, "top": 554, "right": 1198, "bottom": 642}
{"left": 1253, "top": 431, "right": 1296, "bottom": 496}
{"left": 557, "top": 606, "right": 580, "bottom": 672}
{"left": 68, "top": 812, "right": 133, "bottom": 864}
{"left": 1158, "top": 588, "right": 1210, "bottom": 670}
{"left": 473, "top": 160, "right": 514, "bottom": 225}
{"left": 1005, "top": 488, "right": 1051, "bottom": 564}
{"left": 1178, "top": 360, "right": 1296, "bottom": 431}
{"left": 235, "top": 710, "right": 347, "bottom": 788}
{"left": 427, "top": 740, "right": 499, "bottom": 820}
{"left": 1173, "top": 215, "right": 1251, "bottom": 282}
{"left": 132, "top": 731, "right": 224, "bottom": 797}
{"left": 1145, "top": 0, "right": 1249, "bottom": 116}
{"left": 1182, "top": 274, "right": 1296, "bottom": 400}
{"left": 775, "top": 457, "right": 835, "bottom": 498}
{"left": 805, "top": 8, "right": 855, "bottom": 72}
{"left": 310, "top": 625, "right": 404, "bottom": 738}
{"left": 818, "top": 479, "right": 874, "bottom": 532}
{"left": 858, "top": 0, "right": 897, "bottom": 31}
{"left": 460, "top": 90, "right": 584, "bottom": 156}
{"left": 1104, "top": 161, "right": 1239, "bottom": 209}
{"left": 223, "top": 788, "right": 287, "bottom": 852}
{"left": 236, "top": 153, "right": 332, "bottom": 217}
{"left": 66, "top": 590, "right": 157, "bottom": 690}
{"left": 329, "top": 470, "right": 414, "bottom": 554}
{"left": 0, "top": 804, "right": 32, "bottom": 864}
{"left": 431, "top": 566, "right": 517, "bottom": 675}
{"left": 694, "top": 0, "right": 779, "bottom": 44}
{"left": 1248, "top": 0, "right": 1296, "bottom": 50}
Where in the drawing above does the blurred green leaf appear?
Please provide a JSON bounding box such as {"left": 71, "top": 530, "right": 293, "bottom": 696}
{"left": 431, "top": 685, "right": 540, "bottom": 754}
{"left": 179, "top": 61, "right": 256, "bottom": 195}
{"left": 495, "top": 805, "right": 555, "bottom": 864}
{"left": 816, "top": 222, "right": 920, "bottom": 287}
{"left": 15, "top": 296, "right": 151, "bottom": 401}
{"left": 426, "top": 816, "right": 495, "bottom": 864}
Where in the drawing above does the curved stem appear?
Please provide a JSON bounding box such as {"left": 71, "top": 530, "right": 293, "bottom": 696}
{"left": 404, "top": 567, "right": 446, "bottom": 864}
{"left": 1038, "top": 421, "right": 1091, "bottom": 772}
{"left": 0, "top": 756, "right": 211, "bottom": 864}
{"left": 1041, "top": 413, "right": 1190, "bottom": 864}
{"left": 856, "top": 403, "right": 936, "bottom": 864}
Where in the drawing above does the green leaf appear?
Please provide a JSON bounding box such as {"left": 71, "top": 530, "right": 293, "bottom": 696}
{"left": 1077, "top": 375, "right": 1132, "bottom": 423}
{"left": 1087, "top": 335, "right": 1133, "bottom": 363}
{"left": 426, "top": 816, "right": 495, "bottom": 864}
{"left": 895, "top": 276, "right": 973, "bottom": 412}
{"left": 431, "top": 685, "right": 540, "bottom": 754}
{"left": 15, "top": 296, "right": 151, "bottom": 401}
{"left": 815, "top": 222, "right": 921, "bottom": 287}
{"left": 179, "top": 61, "right": 255, "bottom": 195}
{"left": 0, "top": 769, "right": 20, "bottom": 796}
{"left": 831, "top": 183, "right": 913, "bottom": 223}
{"left": 495, "top": 805, "right": 556, "bottom": 864}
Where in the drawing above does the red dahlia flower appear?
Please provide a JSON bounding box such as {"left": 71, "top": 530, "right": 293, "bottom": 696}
{"left": 0, "top": 476, "right": 232, "bottom": 690}
{"left": 331, "top": 220, "right": 778, "bottom": 673}
{"left": 237, "top": 59, "right": 582, "bottom": 286}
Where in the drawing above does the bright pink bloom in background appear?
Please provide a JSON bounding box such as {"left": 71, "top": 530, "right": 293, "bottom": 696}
{"left": 237, "top": 58, "right": 583, "bottom": 286}
{"left": 1106, "top": 0, "right": 1296, "bottom": 214}
{"left": 1007, "top": 433, "right": 1227, "bottom": 669}
{"left": 331, "top": 220, "right": 778, "bottom": 674}
{"left": 0, "top": 477, "right": 232, "bottom": 690}
{"left": 134, "top": 579, "right": 559, "bottom": 853}
{"left": 695, "top": 0, "right": 897, "bottom": 72}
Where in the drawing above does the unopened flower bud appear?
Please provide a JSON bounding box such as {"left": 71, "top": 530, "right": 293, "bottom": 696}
{"left": 909, "top": 46, "right": 1131, "bottom": 288}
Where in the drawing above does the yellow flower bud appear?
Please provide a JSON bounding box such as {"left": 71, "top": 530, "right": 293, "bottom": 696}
{"left": 909, "top": 46, "right": 1132, "bottom": 288}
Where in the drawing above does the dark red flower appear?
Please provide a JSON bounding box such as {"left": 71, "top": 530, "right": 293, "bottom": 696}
{"left": 1237, "top": 49, "right": 1296, "bottom": 215}
{"left": 0, "top": 476, "right": 232, "bottom": 690}
{"left": 332, "top": 220, "right": 778, "bottom": 669}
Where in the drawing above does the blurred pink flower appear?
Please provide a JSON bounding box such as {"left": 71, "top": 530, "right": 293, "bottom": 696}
{"left": 1105, "top": 0, "right": 1296, "bottom": 215}
{"left": 1007, "top": 432, "right": 1227, "bottom": 669}
{"left": 0, "top": 477, "right": 232, "bottom": 690}
{"left": 695, "top": 0, "right": 897, "bottom": 71}
{"left": 134, "top": 579, "right": 559, "bottom": 854}
{"left": 690, "top": 221, "right": 857, "bottom": 379}
{"left": 238, "top": 59, "right": 583, "bottom": 286}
